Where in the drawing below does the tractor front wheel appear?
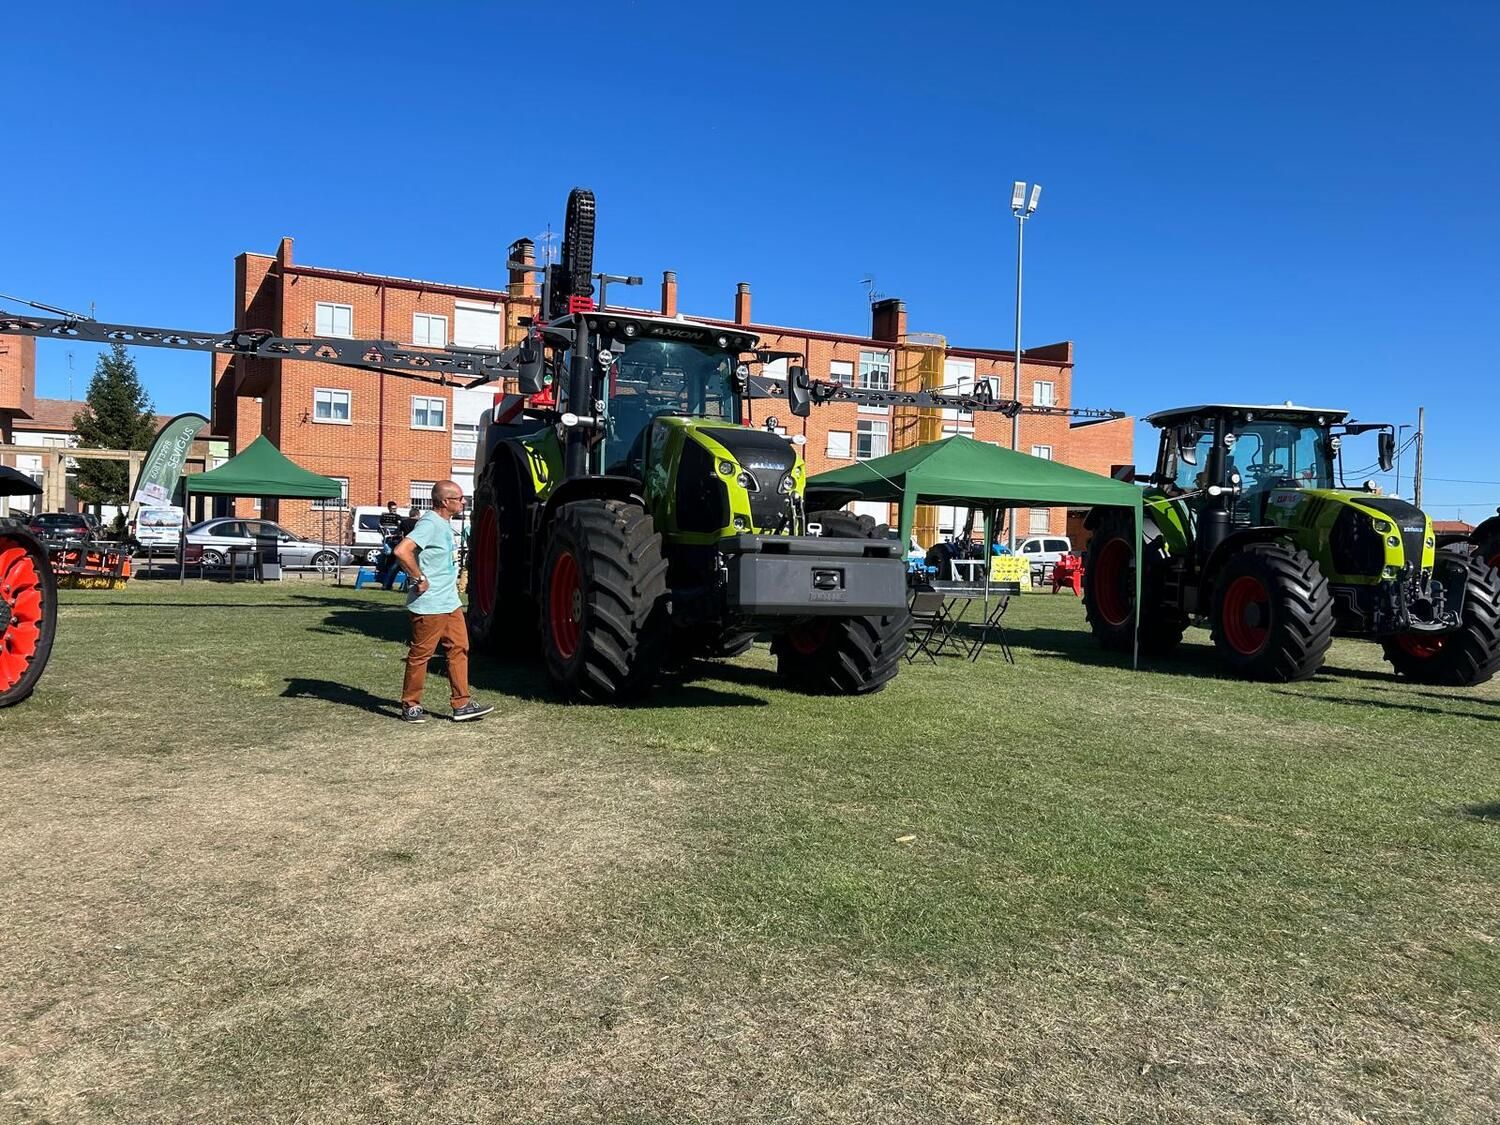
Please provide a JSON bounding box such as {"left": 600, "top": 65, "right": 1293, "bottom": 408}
{"left": 540, "top": 499, "right": 668, "bottom": 702}
{"left": 771, "top": 614, "right": 906, "bottom": 695}
{"left": 1381, "top": 558, "right": 1500, "bottom": 686}
{"left": 0, "top": 529, "right": 58, "bottom": 708}
{"left": 1209, "top": 541, "right": 1334, "bottom": 681}
{"left": 466, "top": 455, "right": 538, "bottom": 658}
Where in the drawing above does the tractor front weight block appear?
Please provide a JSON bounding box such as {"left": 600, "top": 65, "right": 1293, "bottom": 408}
{"left": 720, "top": 535, "right": 907, "bottom": 619}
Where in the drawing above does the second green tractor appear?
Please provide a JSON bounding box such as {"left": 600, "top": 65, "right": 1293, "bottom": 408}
{"left": 1083, "top": 403, "right": 1500, "bottom": 686}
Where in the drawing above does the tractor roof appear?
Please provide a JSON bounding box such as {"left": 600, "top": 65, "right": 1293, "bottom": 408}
{"left": 556, "top": 309, "right": 760, "bottom": 352}
{"left": 1145, "top": 403, "right": 1350, "bottom": 427}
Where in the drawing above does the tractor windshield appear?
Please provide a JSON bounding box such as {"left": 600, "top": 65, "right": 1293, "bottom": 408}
{"left": 604, "top": 339, "right": 742, "bottom": 466}
{"left": 1227, "top": 419, "right": 1332, "bottom": 492}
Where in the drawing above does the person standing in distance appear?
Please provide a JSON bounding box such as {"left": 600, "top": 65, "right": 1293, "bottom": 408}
{"left": 392, "top": 481, "right": 493, "bottom": 723}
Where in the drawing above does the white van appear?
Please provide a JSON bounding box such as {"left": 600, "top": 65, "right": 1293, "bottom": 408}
{"left": 348, "top": 506, "right": 401, "bottom": 562}
{"left": 134, "top": 506, "right": 184, "bottom": 553}
{"left": 1016, "top": 535, "right": 1073, "bottom": 571}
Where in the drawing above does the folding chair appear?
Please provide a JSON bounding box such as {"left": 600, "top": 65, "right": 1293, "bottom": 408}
{"left": 906, "top": 589, "right": 955, "bottom": 663}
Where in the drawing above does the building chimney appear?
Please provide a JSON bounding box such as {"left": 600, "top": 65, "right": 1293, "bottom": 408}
{"left": 275, "top": 237, "right": 294, "bottom": 266}
{"left": 734, "top": 282, "right": 752, "bottom": 325}
{"left": 871, "top": 297, "right": 906, "bottom": 343}
{"left": 507, "top": 238, "right": 537, "bottom": 300}
{"left": 662, "top": 270, "right": 678, "bottom": 317}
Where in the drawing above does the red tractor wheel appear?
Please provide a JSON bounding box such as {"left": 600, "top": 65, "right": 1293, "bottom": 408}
{"left": 0, "top": 528, "right": 58, "bottom": 708}
{"left": 1382, "top": 557, "right": 1500, "bottom": 686}
{"left": 1209, "top": 541, "right": 1333, "bottom": 681}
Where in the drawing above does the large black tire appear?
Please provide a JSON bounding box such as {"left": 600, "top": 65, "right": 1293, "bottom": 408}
{"left": 1381, "top": 558, "right": 1500, "bottom": 686}
{"left": 1475, "top": 524, "right": 1500, "bottom": 572}
{"left": 0, "top": 529, "right": 58, "bottom": 708}
{"left": 771, "top": 614, "right": 907, "bottom": 695}
{"left": 1082, "top": 508, "right": 1187, "bottom": 656}
{"left": 1209, "top": 541, "right": 1334, "bottom": 681}
{"left": 774, "top": 507, "right": 908, "bottom": 695}
{"left": 466, "top": 451, "right": 538, "bottom": 657}
{"left": 540, "top": 499, "right": 668, "bottom": 702}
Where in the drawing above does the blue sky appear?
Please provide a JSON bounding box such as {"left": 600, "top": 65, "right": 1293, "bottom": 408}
{"left": 3, "top": 1, "right": 1496, "bottom": 518}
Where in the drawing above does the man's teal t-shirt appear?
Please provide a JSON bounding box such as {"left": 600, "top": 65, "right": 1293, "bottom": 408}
{"left": 405, "top": 511, "right": 461, "bottom": 615}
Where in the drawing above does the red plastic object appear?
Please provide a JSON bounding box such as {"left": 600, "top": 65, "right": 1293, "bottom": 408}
{"left": 1052, "top": 553, "right": 1084, "bottom": 596}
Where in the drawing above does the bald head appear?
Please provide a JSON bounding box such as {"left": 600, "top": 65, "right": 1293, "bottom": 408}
{"left": 432, "top": 480, "right": 465, "bottom": 515}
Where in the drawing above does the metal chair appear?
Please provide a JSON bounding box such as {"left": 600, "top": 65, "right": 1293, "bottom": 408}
{"left": 905, "top": 588, "right": 955, "bottom": 663}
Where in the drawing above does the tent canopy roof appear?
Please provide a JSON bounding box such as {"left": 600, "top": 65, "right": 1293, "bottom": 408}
{"left": 807, "top": 433, "right": 1141, "bottom": 511}
{"left": 182, "top": 435, "right": 342, "bottom": 499}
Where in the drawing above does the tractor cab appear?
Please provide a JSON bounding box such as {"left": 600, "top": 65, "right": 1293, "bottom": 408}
{"left": 1149, "top": 404, "right": 1353, "bottom": 532}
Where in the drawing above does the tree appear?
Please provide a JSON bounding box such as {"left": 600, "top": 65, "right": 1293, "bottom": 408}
{"left": 72, "top": 343, "right": 158, "bottom": 506}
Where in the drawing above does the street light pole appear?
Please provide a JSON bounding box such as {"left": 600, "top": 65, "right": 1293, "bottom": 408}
{"left": 1395, "top": 423, "right": 1411, "bottom": 497}
{"left": 1009, "top": 181, "right": 1041, "bottom": 547}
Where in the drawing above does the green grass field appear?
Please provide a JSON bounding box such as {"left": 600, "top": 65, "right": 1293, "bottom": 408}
{"left": 2, "top": 577, "right": 1498, "bottom": 1123}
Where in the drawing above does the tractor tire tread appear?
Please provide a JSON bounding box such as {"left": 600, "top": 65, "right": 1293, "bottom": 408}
{"left": 1382, "top": 558, "right": 1500, "bottom": 686}
{"left": 1210, "top": 540, "right": 1334, "bottom": 682}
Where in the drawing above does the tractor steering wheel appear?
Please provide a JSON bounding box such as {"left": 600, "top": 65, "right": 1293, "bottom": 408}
{"left": 1246, "top": 460, "right": 1287, "bottom": 484}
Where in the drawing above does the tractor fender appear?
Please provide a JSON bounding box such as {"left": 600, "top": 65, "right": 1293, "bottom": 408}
{"left": 1201, "top": 526, "right": 1299, "bottom": 587}
{"left": 1468, "top": 510, "right": 1500, "bottom": 566}
{"left": 536, "top": 476, "right": 646, "bottom": 539}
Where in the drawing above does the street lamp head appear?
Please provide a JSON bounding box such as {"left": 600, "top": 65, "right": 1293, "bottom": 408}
{"left": 1011, "top": 181, "right": 1027, "bottom": 210}
{"left": 1027, "top": 184, "right": 1042, "bottom": 214}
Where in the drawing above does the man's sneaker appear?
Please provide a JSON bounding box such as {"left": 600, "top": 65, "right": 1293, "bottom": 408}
{"left": 400, "top": 704, "right": 427, "bottom": 723}
{"left": 451, "top": 701, "right": 494, "bottom": 722}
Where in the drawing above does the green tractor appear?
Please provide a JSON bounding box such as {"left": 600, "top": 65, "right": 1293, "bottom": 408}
{"left": 1083, "top": 403, "right": 1500, "bottom": 685}
{"left": 464, "top": 189, "right": 909, "bottom": 702}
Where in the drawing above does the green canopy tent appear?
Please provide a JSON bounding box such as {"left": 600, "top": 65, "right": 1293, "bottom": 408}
{"left": 807, "top": 433, "right": 1144, "bottom": 665}
{"left": 177, "top": 435, "right": 344, "bottom": 583}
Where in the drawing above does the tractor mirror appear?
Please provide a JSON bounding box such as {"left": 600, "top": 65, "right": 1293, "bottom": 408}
{"left": 1175, "top": 426, "right": 1197, "bottom": 466}
{"left": 516, "top": 336, "right": 545, "bottom": 395}
{"left": 1377, "top": 429, "right": 1396, "bottom": 474}
{"left": 788, "top": 365, "right": 811, "bottom": 418}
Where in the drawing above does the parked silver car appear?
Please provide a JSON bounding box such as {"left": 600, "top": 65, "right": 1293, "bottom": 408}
{"left": 184, "top": 518, "right": 352, "bottom": 573}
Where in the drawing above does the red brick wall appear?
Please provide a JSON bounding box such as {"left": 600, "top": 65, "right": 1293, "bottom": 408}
{"left": 0, "top": 333, "right": 36, "bottom": 440}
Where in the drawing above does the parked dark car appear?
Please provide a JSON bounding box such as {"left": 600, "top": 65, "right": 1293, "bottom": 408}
{"left": 26, "top": 512, "right": 94, "bottom": 543}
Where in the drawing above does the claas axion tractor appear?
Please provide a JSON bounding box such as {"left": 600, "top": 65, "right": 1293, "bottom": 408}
{"left": 464, "top": 189, "right": 911, "bottom": 700}
{"left": 1083, "top": 403, "right": 1500, "bottom": 685}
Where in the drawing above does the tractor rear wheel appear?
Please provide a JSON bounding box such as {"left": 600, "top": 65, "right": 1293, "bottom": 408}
{"left": 1209, "top": 541, "right": 1334, "bottom": 681}
{"left": 1381, "top": 558, "right": 1500, "bottom": 686}
{"left": 774, "top": 507, "right": 908, "bottom": 694}
{"left": 1081, "top": 507, "right": 1186, "bottom": 656}
{"left": 540, "top": 499, "right": 668, "bottom": 702}
{"left": 0, "top": 529, "right": 57, "bottom": 708}
{"left": 771, "top": 614, "right": 906, "bottom": 695}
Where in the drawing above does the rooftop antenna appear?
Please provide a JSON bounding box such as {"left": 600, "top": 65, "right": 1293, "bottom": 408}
{"left": 535, "top": 223, "right": 559, "bottom": 267}
{"left": 67, "top": 352, "right": 75, "bottom": 400}
{"left": 860, "top": 276, "right": 883, "bottom": 306}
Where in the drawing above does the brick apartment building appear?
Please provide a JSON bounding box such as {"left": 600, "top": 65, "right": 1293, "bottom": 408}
{"left": 214, "top": 237, "right": 1132, "bottom": 546}
{"left": 0, "top": 333, "right": 37, "bottom": 445}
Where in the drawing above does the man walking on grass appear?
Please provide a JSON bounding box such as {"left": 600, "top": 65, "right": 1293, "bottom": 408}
{"left": 392, "top": 480, "right": 493, "bottom": 723}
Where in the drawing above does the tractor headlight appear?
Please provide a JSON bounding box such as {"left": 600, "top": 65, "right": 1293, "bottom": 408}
{"left": 733, "top": 515, "right": 749, "bottom": 531}
{"left": 718, "top": 460, "right": 735, "bottom": 476}
{"left": 1388, "top": 535, "right": 1401, "bottom": 548}
{"left": 778, "top": 474, "right": 795, "bottom": 494}
{"left": 1425, "top": 536, "right": 1434, "bottom": 548}
{"left": 1372, "top": 519, "right": 1393, "bottom": 534}
{"left": 736, "top": 471, "right": 758, "bottom": 491}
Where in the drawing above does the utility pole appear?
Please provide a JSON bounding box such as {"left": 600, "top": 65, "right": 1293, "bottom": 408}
{"left": 1413, "top": 406, "right": 1425, "bottom": 509}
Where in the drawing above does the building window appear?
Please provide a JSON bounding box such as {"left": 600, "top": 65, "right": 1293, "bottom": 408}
{"left": 856, "top": 419, "right": 889, "bottom": 461}
{"left": 857, "top": 350, "right": 891, "bottom": 392}
{"left": 410, "top": 481, "right": 435, "bottom": 510}
{"left": 1031, "top": 444, "right": 1054, "bottom": 460}
{"left": 452, "top": 422, "right": 478, "bottom": 461}
{"left": 315, "top": 302, "right": 354, "bottom": 339}
{"left": 1029, "top": 507, "right": 1050, "bottom": 534}
{"left": 1033, "top": 380, "right": 1055, "bottom": 408}
{"left": 453, "top": 301, "right": 501, "bottom": 350}
{"left": 412, "top": 313, "right": 448, "bottom": 348}
{"left": 313, "top": 388, "right": 351, "bottom": 424}
{"left": 312, "top": 477, "right": 350, "bottom": 510}
{"left": 944, "top": 357, "right": 976, "bottom": 420}
{"left": 826, "top": 430, "right": 852, "bottom": 460}
{"left": 829, "top": 359, "right": 854, "bottom": 387}
{"left": 411, "top": 395, "right": 447, "bottom": 430}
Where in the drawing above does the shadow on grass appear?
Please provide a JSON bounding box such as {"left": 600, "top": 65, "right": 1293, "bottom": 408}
{"left": 1275, "top": 691, "right": 1500, "bottom": 723}
{"left": 282, "top": 677, "right": 402, "bottom": 719}
{"left": 1462, "top": 801, "right": 1500, "bottom": 821}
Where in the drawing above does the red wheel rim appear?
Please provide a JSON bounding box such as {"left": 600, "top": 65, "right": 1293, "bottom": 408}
{"left": 787, "top": 620, "right": 829, "bottom": 656}
{"left": 1221, "top": 575, "right": 1270, "bottom": 656}
{"left": 0, "top": 538, "right": 45, "bottom": 692}
{"left": 472, "top": 506, "right": 498, "bottom": 616}
{"left": 1395, "top": 633, "right": 1446, "bottom": 659}
{"left": 1093, "top": 537, "right": 1132, "bottom": 627}
{"left": 548, "top": 550, "right": 582, "bottom": 660}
